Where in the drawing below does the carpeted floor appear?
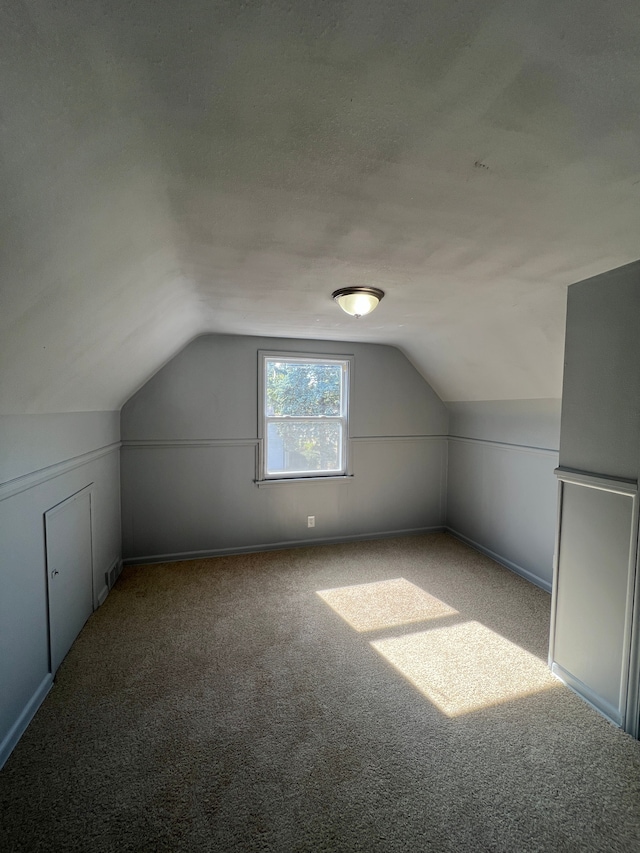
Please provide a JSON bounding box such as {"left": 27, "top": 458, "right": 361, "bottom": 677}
{"left": 2, "top": 533, "right": 640, "bottom": 852}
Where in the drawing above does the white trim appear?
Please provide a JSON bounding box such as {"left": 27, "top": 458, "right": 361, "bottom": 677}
{"left": 549, "top": 471, "right": 639, "bottom": 735}
{"left": 0, "top": 674, "right": 53, "bottom": 769}
{"left": 106, "top": 557, "right": 124, "bottom": 590}
{"left": 446, "top": 528, "right": 552, "bottom": 593}
{"left": 89, "top": 489, "right": 96, "bottom": 612}
{"left": 551, "top": 663, "right": 623, "bottom": 728}
{"left": 258, "top": 350, "right": 354, "bottom": 481}
{"left": 43, "top": 481, "right": 94, "bottom": 517}
{"left": 0, "top": 442, "right": 120, "bottom": 502}
{"left": 548, "top": 477, "right": 564, "bottom": 669}
{"left": 554, "top": 466, "right": 638, "bottom": 496}
{"left": 627, "top": 518, "right": 640, "bottom": 740}
{"left": 121, "top": 438, "right": 258, "bottom": 449}
{"left": 98, "top": 557, "right": 124, "bottom": 605}
{"left": 123, "top": 526, "right": 446, "bottom": 566}
{"left": 441, "top": 438, "right": 449, "bottom": 527}
{"left": 255, "top": 475, "right": 354, "bottom": 487}
{"left": 122, "top": 436, "right": 444, "bottom": 448}
{"left": 448, "top": 435, "right": 559, "bottom": 458}
{"left": 44, "top": 484, "right": 95, "bottom": 675}
{"left": 351, "top": 435, "right": 447, "bottom": 443}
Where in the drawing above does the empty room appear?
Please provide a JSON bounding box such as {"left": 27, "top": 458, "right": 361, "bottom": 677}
{"left": 1, "top": 1, "right": 640, "bottom": 851}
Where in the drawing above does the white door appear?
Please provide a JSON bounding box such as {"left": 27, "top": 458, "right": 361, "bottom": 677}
{"left": 45, "top": 486, "right": 94, "bottom": 674}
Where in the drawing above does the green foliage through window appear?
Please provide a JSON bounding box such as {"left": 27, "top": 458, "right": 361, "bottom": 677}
{"left": 262, "top": 356, "right": 349, "bottom": 477}
{"left": 266, "top": 361, "right": 342, "bottom": 417}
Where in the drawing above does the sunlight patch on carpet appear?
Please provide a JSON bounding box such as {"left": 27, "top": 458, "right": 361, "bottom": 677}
{"left": 371, "top": 620, "right": 558, "bottom": 716}
{"left": 316, "top": 578, "right": 458, "bottom": 632}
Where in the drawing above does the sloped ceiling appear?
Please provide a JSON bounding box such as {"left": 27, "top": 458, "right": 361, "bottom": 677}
{"left": 1, "top": 0, "right": 639, "bottom": 413}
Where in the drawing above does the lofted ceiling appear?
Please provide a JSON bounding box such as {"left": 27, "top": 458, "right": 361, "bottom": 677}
{"left": 1, "top": 0, "right": 639, "bottom": 413}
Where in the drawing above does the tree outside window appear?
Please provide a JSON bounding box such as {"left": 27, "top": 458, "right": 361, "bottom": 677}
{"left": 261, "top": 355, "right": 350, "bottom": 478}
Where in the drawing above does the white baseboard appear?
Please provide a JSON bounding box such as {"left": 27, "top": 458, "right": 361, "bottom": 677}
{"left": 0, "top": 674, "right": 53, "bottom": 770}
{"left": 123, "top": 526, "right": 446, "bottom": 566}
{"left": 96, "top": 557, "right": 123, "bottom": 608}
{"left": 551, "top": 662, "right": 622, "bottom": 728}
{"left": 105, "top": 557, "right": 124, "bottom": 589}
{"left": 446, "top": 528, "right": 552, "bottom": 593}
{"left": 97, "top": 584, "right": 109, "bottom": 607}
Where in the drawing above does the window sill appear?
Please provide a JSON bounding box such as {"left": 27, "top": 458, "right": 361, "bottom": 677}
{"left": 254, "top": 475, "right": 354, "bottom": 487}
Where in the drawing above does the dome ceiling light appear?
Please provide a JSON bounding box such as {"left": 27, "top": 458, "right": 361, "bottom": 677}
{"left": 332, "top": 287, "right": 385, "bottom": 318}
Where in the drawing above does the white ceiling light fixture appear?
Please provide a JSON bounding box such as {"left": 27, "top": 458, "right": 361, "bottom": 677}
{"left": 332, "top": 287, "right": 385, "bottom": 318}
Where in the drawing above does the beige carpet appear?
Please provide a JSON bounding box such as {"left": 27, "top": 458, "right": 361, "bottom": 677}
{"left": 2, "top": 533, "right": 640, "bottom": 852}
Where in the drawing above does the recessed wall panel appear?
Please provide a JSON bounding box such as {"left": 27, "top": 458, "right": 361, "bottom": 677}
{"left": 553, "top": 481, "right": 635, "bottom": 721}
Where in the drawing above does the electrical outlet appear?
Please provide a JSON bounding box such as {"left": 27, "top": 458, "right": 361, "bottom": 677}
{"left": 307, "top": 515, "right": 315, "bottom": 528}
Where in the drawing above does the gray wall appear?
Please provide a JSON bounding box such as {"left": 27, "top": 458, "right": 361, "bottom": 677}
{"left": 559, "top": 260, "right": 640, "bottom": 482}
{"left": 121, "top": 334, "right": 448, "bottom": 561}
{"left": 446, "top": 399, "right": 561, "bottom": 591}
{"left": 551, "top": 261, "right": 640, "bottom": 731}
{"left": 0, "top": 414, "right": 121, "bottom": 767}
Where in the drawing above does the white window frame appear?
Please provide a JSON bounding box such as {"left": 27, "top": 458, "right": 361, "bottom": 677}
{"left": 258, "top": 351, "right": 353, "bottom": 482}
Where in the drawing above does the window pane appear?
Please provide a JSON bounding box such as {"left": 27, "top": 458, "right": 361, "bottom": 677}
{"left": 267, "top": 421, "right": 342, "bottom": 474}
{"left": 266, "top": 360, "right": 342, "bottom": 417}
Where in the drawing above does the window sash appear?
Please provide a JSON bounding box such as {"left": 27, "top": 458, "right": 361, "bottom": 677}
{"left": 265, "top": 419, "right": 346, "bottom": 477}
{"left": 259, "top": 352, "right": 351, "bottom": 480}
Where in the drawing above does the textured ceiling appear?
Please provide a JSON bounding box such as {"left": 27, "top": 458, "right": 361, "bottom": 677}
{"left": 1, "top": 0, "right": 639, "bottom": 413}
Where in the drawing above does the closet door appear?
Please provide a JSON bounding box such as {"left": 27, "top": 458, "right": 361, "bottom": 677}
{"left": 550, "top": 470, "right": 639, "bottom": 733}
{"left": 45, "top": 487, "right": 94, "bottom": 675}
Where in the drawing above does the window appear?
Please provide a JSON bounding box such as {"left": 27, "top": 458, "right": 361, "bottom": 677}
{"left": 259, "top": 352, "right": 351, "bottom": 480}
